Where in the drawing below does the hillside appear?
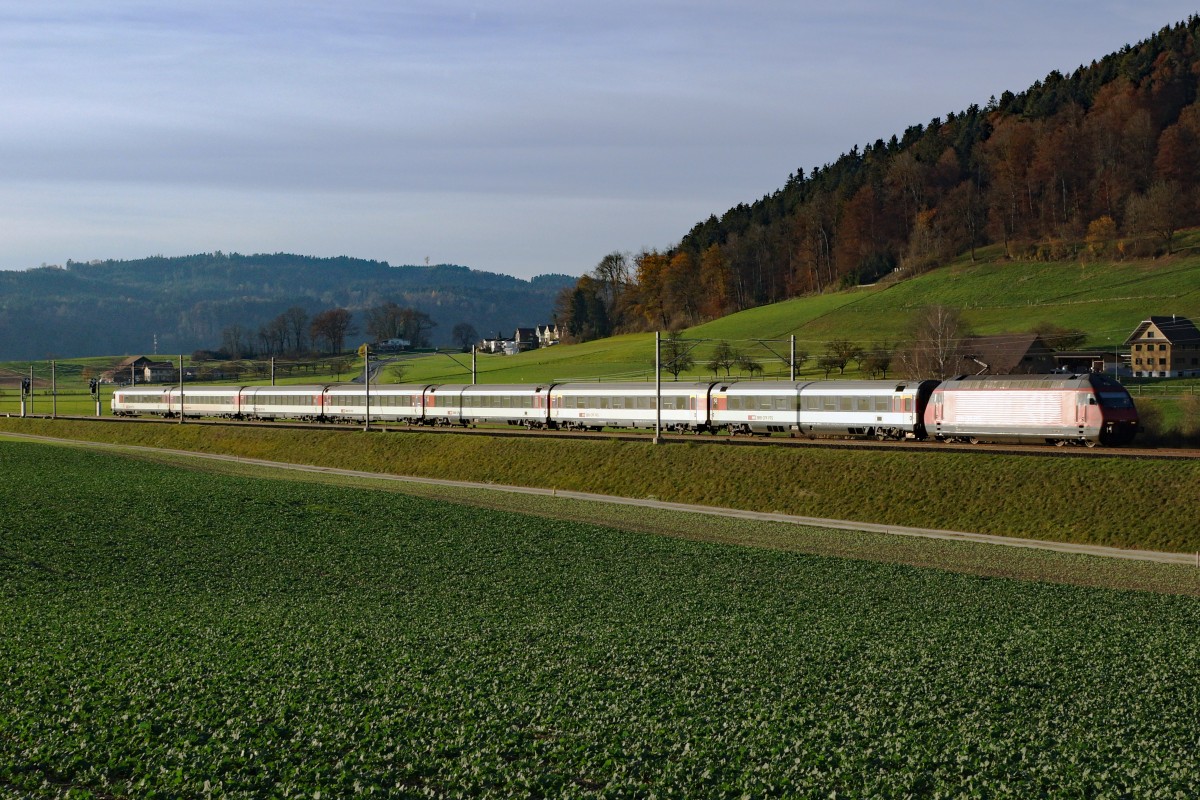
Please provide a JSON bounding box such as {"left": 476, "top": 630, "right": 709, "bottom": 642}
{"left": 555, "top": 16, "right": 1200, "bottom": 344}
{"left": 0, "top": 252, "right": 574, "bottom": 360}
{"left": 393, "top": 242, "right": 1200, "bottom": 384}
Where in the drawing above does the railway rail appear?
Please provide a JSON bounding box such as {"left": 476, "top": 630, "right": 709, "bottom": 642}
{"left": 13, "top": 412, "right": 1199, "bottom": 461}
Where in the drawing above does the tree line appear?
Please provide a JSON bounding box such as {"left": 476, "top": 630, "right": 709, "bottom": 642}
{"left": 206, "top": 303, "right": 445, "bottom": 360}
{"left": 556, "top": 17, "right": 1200, "bottom": 342}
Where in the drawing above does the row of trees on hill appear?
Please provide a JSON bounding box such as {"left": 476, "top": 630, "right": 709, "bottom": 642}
{"left": 655, "top": 308, "right": 1087, "bottom": 382}
{"left": 556, "top": 17, "right": 1200, "bottom": 342}
{"left": 207, "top": 303, "right": 443, "bottom": 360}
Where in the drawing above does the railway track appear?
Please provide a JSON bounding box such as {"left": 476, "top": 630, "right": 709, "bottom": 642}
{"left": 12, "top": 412, "right": 1200, "bottom": 461}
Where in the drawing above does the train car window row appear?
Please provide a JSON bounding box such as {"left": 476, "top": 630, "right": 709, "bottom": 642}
{"left": 802, "top": 395, "right": 906, "bottom": 412}
{"left": 257, "top": 395, "right": 317, "bottom": 406}
{"left": 557, "top": 395, "right": 690, "bottom": 411}
{"left": 723, "top": 395, "right": 795, "bottom": 411}
{"left": 464, "top": 396, "right": 534, "bottom": 409}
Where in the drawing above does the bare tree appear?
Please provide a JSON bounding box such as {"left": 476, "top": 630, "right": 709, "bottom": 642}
{"left": 220, "top": 324, "right": 254, "bottom": 359}
{"left": 659, "top": 331, "right": 695, "bottom": 379}
{"left": 816, "top": 353, "right": 840, "bottom": 378}
{"left": 735, "top": 352, "right": 763, "bottom": 377}
{"left": 281, "top": 306, "right": 309, "bottom": 353}
{"left": 310, "top": 308, "right": 357, "bottom": 354}
{"left": 898, "top": 305, "right": 971, "bottom": 379}
{"left": 861, "top": 342, "right": 895, "bottom": 378}
{"left": 705, "top": 340, "right": 737, "bottom": 377}
{"left": 825, "top": 339, "right": 864, "bottom": 375}
{"left": 1125, "top": 181, "right": 1185, "bottom": 254}
{"left": 451, "top": 322, "right": 480, "bottom": 352}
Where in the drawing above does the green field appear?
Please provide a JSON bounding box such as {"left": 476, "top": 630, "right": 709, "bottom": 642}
{"left": 4, "top": 417, "right": 1200, "bottom": 553}
{"left": 2, "top": 440, "right": 1199, "bottom": 797}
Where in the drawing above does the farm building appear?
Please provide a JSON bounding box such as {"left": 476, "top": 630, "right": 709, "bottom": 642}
{"left": 1125, "top": 316, "right": 1200, "bottom": 378}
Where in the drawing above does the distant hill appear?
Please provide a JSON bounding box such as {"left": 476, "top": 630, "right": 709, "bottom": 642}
{"left": 0, "top": 252, "right": 575, "bottom": 359}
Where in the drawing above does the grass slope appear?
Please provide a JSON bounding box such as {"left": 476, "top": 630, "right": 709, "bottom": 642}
{"left": 3, "top": 441, "right": 1199, "bottom": 797}
{"left": 395, "top": 243, "right": 1200, "bottom": 384}
{"left": 4, "top": 417, "right": 1199, "bottom": 553}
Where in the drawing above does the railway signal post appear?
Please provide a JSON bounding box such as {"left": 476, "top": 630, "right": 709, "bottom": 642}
{"left": 89, "top": 378, "right": 100, "bottom": 417}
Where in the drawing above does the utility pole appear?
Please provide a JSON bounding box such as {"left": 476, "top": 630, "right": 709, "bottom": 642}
{"left": 654, "top": 331, "right": 662, "bottom": 445}
{"left": 179, "top": 354, "right": 184, "bottom": 424}
{"left": 51, "top": 361, "right": 56, "bottom": 419}
{"left": 270, "top": 356, "right": 275, "bottom": 386}
{"left": 790, "top": 335, "right": 796, "bottom": 381}
{"left": 360, "top": 343, "right": 371, "bottom": 431}
{"left": 471, "top": 345, "right": 477, "bottom": 385}
{"left": 28, "top": 366, "right": 33, "bottom": 416}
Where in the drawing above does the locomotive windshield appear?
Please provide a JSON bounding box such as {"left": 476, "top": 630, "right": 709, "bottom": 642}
{"left": 1098, "top": 392, "right": 1134, "bottom": 409}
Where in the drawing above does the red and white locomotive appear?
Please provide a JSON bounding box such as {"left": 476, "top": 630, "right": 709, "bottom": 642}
{"left": 924, "top": 373, "right": 1139, "bottom": 446}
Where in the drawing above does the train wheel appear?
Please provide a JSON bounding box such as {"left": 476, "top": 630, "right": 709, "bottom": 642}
{"left": 1084, "top": 439, "right": 1098, "bottom": 448}
{"left": 968, "top": 437, "right": 981, "bottom": 445}
{"left": 1054, "top": 440, "right": 1067, "bottom": 447}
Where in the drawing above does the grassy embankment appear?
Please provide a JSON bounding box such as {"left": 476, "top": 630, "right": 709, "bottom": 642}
{"left": 3, "top": 440, "right": 1200, "bottom": 797}
{"left": 4, "top": 416, "right": 1198, "bottom": 553}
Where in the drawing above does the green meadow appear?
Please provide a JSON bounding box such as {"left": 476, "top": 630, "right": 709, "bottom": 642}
{"left": 4, "top": 416, "right": 1199, "bottom": 553}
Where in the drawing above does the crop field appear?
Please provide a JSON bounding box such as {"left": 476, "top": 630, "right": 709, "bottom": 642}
{"left": 3, "top": 440, "right": 1200, "bottom": 798}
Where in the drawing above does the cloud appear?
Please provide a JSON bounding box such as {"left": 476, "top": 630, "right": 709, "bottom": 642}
{"left": 1, "top": 1, "right": 1197, "bottom": 276}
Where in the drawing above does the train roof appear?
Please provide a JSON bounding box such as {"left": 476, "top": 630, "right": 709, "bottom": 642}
{"left": 937, "top": 374, "right": 1091, "bottom": 390}
{"left": 787, "top": 379, "right": 934, "bottom": 393}
{"left": 550, "top": 381, "right": 715, "bottom": 393}
{"left": 460, "top": 383, "right": 554, "bottom": 392}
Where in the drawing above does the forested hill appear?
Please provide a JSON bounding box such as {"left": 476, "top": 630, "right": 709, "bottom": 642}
{"left": 558, "top": 16, "right": 1200, "bottom": 341}
{"left": 0, "top": 252, "right": 574, "bottom": 360}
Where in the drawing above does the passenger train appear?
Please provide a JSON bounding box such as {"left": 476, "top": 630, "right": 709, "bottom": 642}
{"left": 112, "top": 373, "right": 1140, "bottom": 446}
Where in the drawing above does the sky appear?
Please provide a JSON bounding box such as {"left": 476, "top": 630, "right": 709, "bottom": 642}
{"left": 1, "top": 2, "right": 1196, "bottom": 280}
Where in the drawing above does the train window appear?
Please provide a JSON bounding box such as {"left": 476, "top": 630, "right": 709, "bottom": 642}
{"left": 857, "top": 397, "right": 871, "bottom": 411}
{"left": 874, "top": 397, "right": 888, "bottom": 412}
{"left": 599, "top": 397, "right": 610, "bottom": 409}
{"left": 805, "top": 397, "right": 820, "bottom": 411}
{"left": 612, "top": 397, "right": 624, "bottom": 409}
{"left": 903, "top": 397, "right": 913, "bottom": 413}
{"left": 1099, "top": 393, "right": 1133, "bottom": 409}
{"left": 839, "top": 397, "right": 852, "bottom": 411}
{"left": 758, "top": 397, "right": 772, "bottom": 410}
{"left": 823, "top": 397, "right": 837, "bottom": 411}
{"left": 775, "top": 397, "right": 789, "bottom": 411}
